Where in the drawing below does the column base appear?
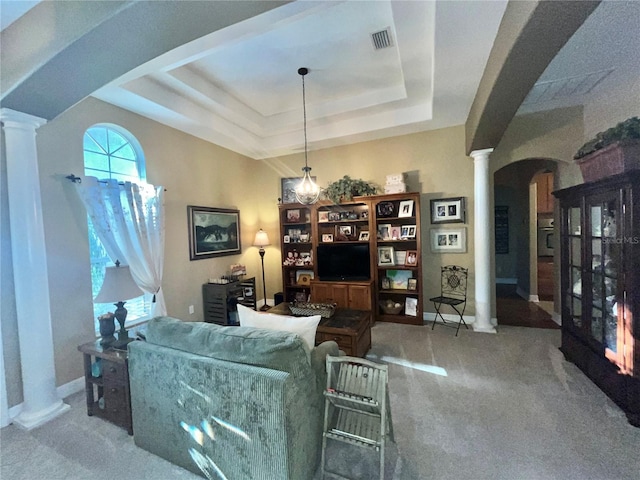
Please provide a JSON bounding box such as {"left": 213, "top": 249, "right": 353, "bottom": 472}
{"left": 13, "top": 400, "right": 70, "bottom": 431}
{"left": 472, "top": 324, "right": 497, "bottom": 334}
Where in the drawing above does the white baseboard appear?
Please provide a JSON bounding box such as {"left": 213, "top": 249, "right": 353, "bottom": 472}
{"left": 516, "top": 286, "right": 539, "bottom": 302}
{"left": 6, "top": 376, "right": 84, "bottom": 424}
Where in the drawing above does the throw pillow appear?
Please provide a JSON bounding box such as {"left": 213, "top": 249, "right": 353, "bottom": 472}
{"left": 237, "top": 304, "right": 321, "bottom": 350}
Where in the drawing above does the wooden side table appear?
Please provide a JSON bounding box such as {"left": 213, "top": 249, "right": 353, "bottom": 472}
{"left": 78, "top": 340, "right": 133, "bottom": 435}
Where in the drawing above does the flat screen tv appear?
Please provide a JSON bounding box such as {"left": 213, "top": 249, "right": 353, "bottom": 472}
{"left": 316, "top": 243, "right": 371, "bottom": 281}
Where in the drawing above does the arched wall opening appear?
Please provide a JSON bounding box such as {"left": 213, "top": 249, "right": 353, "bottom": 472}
{"left": 494, "top": 157, "right": 564, "bottom": 327}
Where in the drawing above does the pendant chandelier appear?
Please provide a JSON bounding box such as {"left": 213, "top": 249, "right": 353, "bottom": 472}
{"left": 294, "top": 67, "right": 321, "bottom": 205}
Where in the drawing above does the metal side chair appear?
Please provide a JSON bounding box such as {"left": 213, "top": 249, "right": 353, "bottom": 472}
{"left": 429, "top": 265, "right": 468, "bottom": 336}
{"left": 321, "top": 356, "right": 394, "bottom": 480}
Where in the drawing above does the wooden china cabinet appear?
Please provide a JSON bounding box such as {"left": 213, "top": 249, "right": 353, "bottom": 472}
{"left": 554, "top": 170, "right": 639, "bottom": 426}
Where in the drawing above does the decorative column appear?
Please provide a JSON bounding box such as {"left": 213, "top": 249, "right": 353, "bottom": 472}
{"left": 0, "top": 108, "right": 69, "bottom": 429}
{"left": 470, "top": 148, "right": 496, "bottom": 333}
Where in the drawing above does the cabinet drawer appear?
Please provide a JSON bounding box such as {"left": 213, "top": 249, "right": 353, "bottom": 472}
{"left": 316, "top": 331, "right": 354, "bottom": 351}
{"left": 102, "top": 360, "right": 126, "bottom": 383}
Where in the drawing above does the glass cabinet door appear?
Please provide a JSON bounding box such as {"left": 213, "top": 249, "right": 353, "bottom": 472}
{"left": 586, "top": 194, "right": 622, "bottom": 361}
{"left": 565, "top": 206, "right": 582, "bottom": 328}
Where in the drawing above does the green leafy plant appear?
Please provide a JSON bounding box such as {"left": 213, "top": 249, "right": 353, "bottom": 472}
{"left": 574, "top": 116, "right": 640, "bottom": 159}
{"left": 324, "top": 175, "right": 378, "bottom": 204}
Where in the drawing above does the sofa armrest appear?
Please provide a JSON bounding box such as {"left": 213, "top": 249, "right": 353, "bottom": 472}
{"left": 311, "top": 340, "right": 340, "bottom": 392}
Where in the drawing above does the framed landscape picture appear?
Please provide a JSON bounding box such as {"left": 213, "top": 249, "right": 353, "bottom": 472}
{"left": 188, "top": 206, "right": 241, "bottom": 260}
{"left": 430, "top": 197, "right": 465, "bottom": 224}
{"left": 281, "top": 177, "right": 316, "bottom": 204}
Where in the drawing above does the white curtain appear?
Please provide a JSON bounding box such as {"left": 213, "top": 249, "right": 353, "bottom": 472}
{"left": 74, "top": 176, "right": 167, "bottom": 316}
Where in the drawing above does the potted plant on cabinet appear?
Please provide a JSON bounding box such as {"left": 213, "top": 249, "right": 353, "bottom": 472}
{"left": 574, "top": 116, "right": 640, "bottom": 182}
{"left": 324, "top": 175, "right": 378, "bottom": 204}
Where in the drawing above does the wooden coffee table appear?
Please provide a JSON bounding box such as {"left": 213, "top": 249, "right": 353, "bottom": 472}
{"left": 268, "top": 303, "right": 371, "bottom": 357}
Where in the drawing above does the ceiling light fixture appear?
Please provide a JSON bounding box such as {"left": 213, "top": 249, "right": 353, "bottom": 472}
{"left": 294, "top": 67, "right": 321, "bottom": 205}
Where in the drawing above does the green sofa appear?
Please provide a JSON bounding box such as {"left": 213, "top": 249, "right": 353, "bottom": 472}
{"left": 128, "top": 316, "right": 339, "bottom": 480}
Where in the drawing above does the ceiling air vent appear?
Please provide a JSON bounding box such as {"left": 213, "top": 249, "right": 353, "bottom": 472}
{"left": 371, "top": 28, "right": 392, "bottom": 50}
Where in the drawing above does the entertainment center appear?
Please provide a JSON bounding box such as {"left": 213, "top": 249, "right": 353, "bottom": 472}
{"left": 278, "top": 192, "right": 422, "bottom": 324}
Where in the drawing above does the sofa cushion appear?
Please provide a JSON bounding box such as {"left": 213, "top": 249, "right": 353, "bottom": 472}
{"left": 145, "top": 316, "right": 311, "bottom": 375}
{"left": 237, "top": 304, "right": 321, "bottom": 350}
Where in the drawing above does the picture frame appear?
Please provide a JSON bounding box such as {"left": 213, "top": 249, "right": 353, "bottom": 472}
{"left": 390, "top": 226, "right": 402, "bottom": 240}
{"left": 387, "top": 269, "right": 412, "bottom": 289}
{"left": 318, "top": 211, "right": 329, "bottom": 223}
{"left": 283, "top": 235, "right": 290, "bottom": 243}
{"left": 322, "top": 233, "right": 334, "bottom": 243}
{"left": 381, "top": 277, "right": 391, "bottom": 290}
{"left": 398, "top": 200, "right": 414, "bottom": 218}
{"left": 401, "top": 225, "right": 417, "bottom": 239}
{"left": 405, "top": 250, "right": 418, "bottom": 266}
{"left": 377, "top": 223, "right": 392, "bottom": 240}
{"left": 430, "top": 197, "right": 465, "bottom": 224}
{"left": 328, "top": 212, "right": 341, "bottom": 222}
{"left": 394, "top": 250, "right": 406, "bottom": 265}
{"left": 187, "top": 206, "right": 241, "bottom": 260}
{"left": 335, "top": 224, "right": 354, "bottom": 240}
{"left": 358, "top": 231, "right": 370, "bottom": 241}
{"left": 407, "top": 278, "right": 418, "bottom": 291}
{"left": 281, "top": 177, "right": 316, "bottom": 204}
{"left": 378, "top": 246, "right": 395, "bottom": 266}
{"left": 430, "top": 227, "right": 467, "bottom": 253}
{"left": 286, "top": 209, "right": 301, "bottom": 223}
{"left": 295, "top": 269, "right": 314, "bottom": 286}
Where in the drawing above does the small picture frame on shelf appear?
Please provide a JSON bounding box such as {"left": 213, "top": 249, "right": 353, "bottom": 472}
{"left": 360, "top": 211, "right": 369, "bottom": 220}
{"left": 378, "top": 246, "right": 395, "bottom": 266}
{"left": 318, "top": 211, "right": 329, "bottom": 223}
{"left": 407, "top": 278, "right": 417, "bottom": 291}
{"left": 401, "top": 225, "right": 417, "bottom": 239}
{"left": 405, "top": 250, "right": 418, "bottom": 266}
{"left": 381, "top": 277, "right": 391, "bottom": 290}
{"left": 394, "top": 250, "right": 406, "bottom": 265}
{"left": 430, "top": 197, "right": 465, "bottom": 224}
{"left": 398, "top": 200, "right": 414, "bottom": 218}
{"left": 295, "top": 291, "right": 308, "bottom": 303}
{"left": 359, "top": 231, "right": 370, "bottom": 241}
{"left": 328, "top": 212, "right": 341, "bottom": 222}
{"left": 377, "top": 201, "right": 395, "bottom": 218}
{"left": 322, "top": 233, "right": 334, "bottom": 243}
{"left": 390, "top": 226, "right": 402, "bottom": 240}
{"left": 299, "top": 233, "right": 310, "bottom": 243}
{"left": 287, "top": 209, "right": 301, "bottom": 223}
{"left": 377, "top": 223, "right": 392, "bottom": 240}
{"left": 283, "top": 235, "right": 290, "bottom": 243}
{"left": 295, "top": 269, "right": 314, "bottom": 285}
{"left": 335, "top": 224, "right": 353, "bottom": 240}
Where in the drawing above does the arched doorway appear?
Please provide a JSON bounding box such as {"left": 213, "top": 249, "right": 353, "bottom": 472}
{"left": 494, "top": 158, "right": 560, "bottom": 328}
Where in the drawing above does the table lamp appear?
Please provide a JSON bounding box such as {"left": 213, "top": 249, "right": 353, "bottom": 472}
{"left": 94, "top": 260, "right": 143, "bottom": 347}
{"left": 253, "top": 229, "right": 271, "bottom": 311}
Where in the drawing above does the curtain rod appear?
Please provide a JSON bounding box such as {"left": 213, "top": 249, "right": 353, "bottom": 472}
{"left": 66, "top": 174, "right": 166, "bottom": 190}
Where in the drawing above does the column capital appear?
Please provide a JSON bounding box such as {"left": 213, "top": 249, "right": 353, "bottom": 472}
{"left": 470, "top": 148, "right": 494, "bottom": 160}
{"left": 0, "top": 108, "right": 46, "bottom": 129}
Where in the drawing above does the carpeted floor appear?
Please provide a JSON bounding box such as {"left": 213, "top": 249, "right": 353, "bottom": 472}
{"left": 2, "top": 323, "right": 640, "bottom": 480}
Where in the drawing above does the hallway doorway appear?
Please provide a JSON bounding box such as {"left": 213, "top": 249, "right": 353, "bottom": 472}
{"left": 496, "top": 284, "right": 558, "bottom": 329}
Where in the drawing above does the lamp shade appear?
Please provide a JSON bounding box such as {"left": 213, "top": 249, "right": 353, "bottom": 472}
{"left": 253, "top": 229, "right": 270, "bottom": 248}
{"left": 94, "top": 263, "right": 143, "bottom": 303}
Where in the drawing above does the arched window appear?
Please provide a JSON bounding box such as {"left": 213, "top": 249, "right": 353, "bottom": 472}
{"left": 83, "top": 124, "right": 150, "bottom": 331}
